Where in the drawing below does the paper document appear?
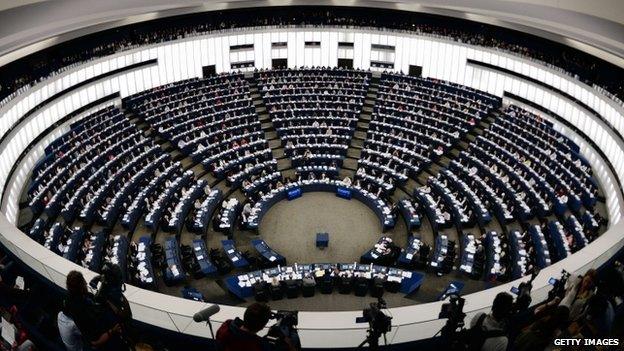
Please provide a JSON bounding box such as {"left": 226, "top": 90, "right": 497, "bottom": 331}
{"left": 1, "top": 318, "right": 16, "bottom": 344}
{"left": 15, "top": 276, "right": 25, "bottom": 290}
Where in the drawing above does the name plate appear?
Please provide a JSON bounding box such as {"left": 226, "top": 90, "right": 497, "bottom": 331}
{"left": 336, "top": 187, "right": 352, "bottom": 199}
{"left": 287, "top": 187, "right": 302, "bottom": 200}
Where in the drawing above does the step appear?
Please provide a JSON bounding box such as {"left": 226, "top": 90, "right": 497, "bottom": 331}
{"left": 347, "top": 148, "right": 362, "bottom": 159}
{"left": 438, "top": 156, "right": 453, "bottom": 166}
{"left": 264, "top": 131, "right": 278, "bottom": 139}
{"left": 429, "top": 163, "right": 442, "bottom": 174}
{"left": 277, "top": 158, "right": 291, "bottom": 171}
{"left": 354, "top": 130, "right": 367, "bottom": 139}
{"left": 268, "top": 139, "right": 282, "bottom": 148}
{"left": 180, "top": 157, "right": 196, "bottom": 170}
{"left": 342, "top": 158, "right": 359, "bottom": 169}
{"left": 345, "top": 148, "right": 362, "bottom": 160}
{"left": 272, "top": 149, "right": 285, "bottom": 158}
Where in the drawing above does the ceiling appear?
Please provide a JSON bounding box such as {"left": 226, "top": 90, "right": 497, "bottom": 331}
{"left": 0, "top": 0, "right": 623, "bottom": 68}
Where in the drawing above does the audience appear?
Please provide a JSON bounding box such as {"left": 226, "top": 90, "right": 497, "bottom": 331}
{"left": 1, "top": 7, "right": 622, "bottom": 112}
{"left": 62, "top": 271, "right": 128, "bottom": 351}
{"left": 513, "top": 305, "right": 569, "bottom": 351}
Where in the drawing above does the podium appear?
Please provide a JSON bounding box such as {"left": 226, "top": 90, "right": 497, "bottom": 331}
{"left": 316, "top": 232, "right": 329, "bottom": 248}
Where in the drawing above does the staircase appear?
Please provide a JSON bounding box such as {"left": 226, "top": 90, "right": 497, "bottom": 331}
{"left": 244, "top": 76, "right": 291, "bottom": 176}
{"left": 341, "top": 76, "right": 379, "bottom": 178}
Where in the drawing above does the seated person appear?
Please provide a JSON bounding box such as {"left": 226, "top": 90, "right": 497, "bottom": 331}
{"left": 216, "top": 302, "right": 296, "bottom": 351}
{"left": 302, "top": 273, "right": 316, "bottom": 287}
{"left": 63, "top": 271, "right": 127, "bottom": 351}
{"left": 241, "top": 202, "right": 252, "bottom": 222}
{"left": 342, "top": 176, "right": 352, "bottom": 187}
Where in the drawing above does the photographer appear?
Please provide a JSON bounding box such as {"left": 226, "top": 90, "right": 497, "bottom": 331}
{"left": 216, "top": 303, "right": 296, "bottom": 351}
{"left": 559, "top": 269, "right": 597, "bottom": 321}
{"left": 62, "top": 270, "right": 128, "bottom": 351}
{"left": 467, "top": 292, "right": 514, "bottom": 351}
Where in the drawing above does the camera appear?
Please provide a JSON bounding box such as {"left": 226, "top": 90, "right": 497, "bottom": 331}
{"left": 513, "top": 268, "right": 538, "bottom": 312}
{"left": 265, "top": 310, "right": 301, "bottom": 350}
{"left": 89, "top": 262, "right": 133, "bottom": 344}
{"left": 355, "top": 298, "right": 393, "bottom": 349}
{"left": 361, "top": 299, "right": 392, "bottom": 335}
{"left": 547, "top": 269, "right": 571, "bottom": 301}
{"left": 90, "top": 262, "right": 126, "bottom": 300}
{"left": 439, "top": 294, "right": 466, "bottom": 335}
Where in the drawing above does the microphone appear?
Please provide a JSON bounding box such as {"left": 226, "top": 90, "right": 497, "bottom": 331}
{"left": 193, "top": 304, "right": 221, "bottom": 323}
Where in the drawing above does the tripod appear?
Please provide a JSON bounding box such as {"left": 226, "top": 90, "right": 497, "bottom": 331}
{"left": 432, "top": 317, "right": 465, "bottom": 351}
{"left": 205, "top": 320, "right": 215, "bottom": 339}
{"left": 356, "top": 328, "right": 386, "bottom": 350}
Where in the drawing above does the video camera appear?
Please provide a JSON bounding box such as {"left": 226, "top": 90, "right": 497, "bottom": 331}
{"left": 265, "top": 310, "right": 301, "bottom": 350}
{"left": 547, "top": 269, "right": 571, "bottom": 301}
{"left": 89, "top": 262, "right": 126, "bottom": 301}
{"left": 356, "top": 298, "right": 393, "bottom": 349}
{"left": 512, "top": 268, "right": 539, "bottom": 312}
{"left": 89, "top": 262, "right": 133, "bottom": 343}
{"left": 438, "top": 294, "right": 466, "bottom": 337}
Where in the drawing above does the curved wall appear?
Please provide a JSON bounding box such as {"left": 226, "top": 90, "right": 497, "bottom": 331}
{"left": 0, "top": 26, "right": 623, "bottom": 348}
{"left": 1, "top": 1, "right": 623, "bottom": 68}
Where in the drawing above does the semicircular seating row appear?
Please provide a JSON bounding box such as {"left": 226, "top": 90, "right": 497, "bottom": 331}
{"left": 24, "top": 68, "right": 604, "bottom": 297}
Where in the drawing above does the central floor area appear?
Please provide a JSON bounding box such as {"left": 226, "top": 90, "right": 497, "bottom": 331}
{"left": 258, "top": 192, "right": 406, "bottom": 263}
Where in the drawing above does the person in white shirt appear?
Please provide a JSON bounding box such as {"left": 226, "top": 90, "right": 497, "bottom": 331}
{"left": 241, "top": 202, "right": 252, "bottom": 222}
{"left": 342, "top": 176, "right": 352, "bottom": 187}
{"left": 57, "top": 311, "right": 83, "bottom": 351}
{"left": 227, "top": 198, "right": 238, "bottom": 209}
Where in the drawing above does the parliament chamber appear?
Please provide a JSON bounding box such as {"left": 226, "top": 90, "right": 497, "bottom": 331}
{"left": 0, "top": 3, "right": 623, "bottom": 350}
